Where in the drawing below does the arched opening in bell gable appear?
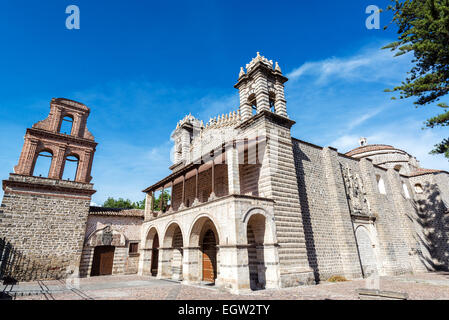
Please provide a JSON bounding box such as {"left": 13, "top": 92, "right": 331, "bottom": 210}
{"left": 62, "top": 154, "right": 79, "bottom": 181}
{"left": 59, "top": 115, "right": 74, "bottom": 135}
{"left": 32, "top": 150, "right": 53, "bottom": 178}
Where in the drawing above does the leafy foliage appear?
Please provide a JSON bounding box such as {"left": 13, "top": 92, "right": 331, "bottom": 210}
{"left": 383, "top": 0, "right": 449, "bottom": 157}
{"left": 103, "top": 197, "right": 145, "bottom": 209}
{"left": 153, "top": 190, "right": 171, "bottom": 211}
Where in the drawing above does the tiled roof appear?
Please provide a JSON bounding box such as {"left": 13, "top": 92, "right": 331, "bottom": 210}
{"left": 409, "top": 168, "right": 445, "bottom": 177}
{"left": 89, "top": 206, "right": 144, "bottom": 218}
{"left": 345, "top": 144, "right": 396, "bottom": 157}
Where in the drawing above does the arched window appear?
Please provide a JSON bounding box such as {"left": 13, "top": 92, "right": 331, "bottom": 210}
{"left": 59, "top": 116, "right": 74, "bottom": 135}
{"left": 62, "top": 155, "right": 79, "bottom": 181}
{"left": 376, "top": 174, "right": 386, "bottom": 194}
{"left": 248, "top": 93, "right": 257, "bottom": 116}
{"left": 402, "top": 182, "right": 410, "bottom": 199}
{"left": 414, "top": 183, "right": 424, "bottom": 194}
{"left": 394, "top": 165, "right": 402, "bottom": 173}
{"left": 33, "top": 151, "right": 53, "bottom": 177}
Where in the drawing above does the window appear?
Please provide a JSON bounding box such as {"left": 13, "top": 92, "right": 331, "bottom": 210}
{"left": 33, "top": 151, "right": 53, "bottom": 177}
{"left": 402, "top": 182, "right": 410, "bottom": 199}
{"left": 59, "top": 116, "right": 73, "bottom": 135}
{"left": 62, "top": 155, "right": 79, "bottom": 181}
{"left": 414, "top": 183, "right": 424, "bottom": 194}
{"left": 376, "top": 174, "right": 386, "bottom": 194}
{"left": 129, "top": 242, "right": 139, "bottom": 256}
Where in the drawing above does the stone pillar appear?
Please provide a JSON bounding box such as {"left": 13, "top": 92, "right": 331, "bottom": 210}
{"left": 49, "top": 145, "right": 66, "bottom": 179}
{"left": 261, "top": 243, "right": 281, "bottom": 289}
{"left": 238, "top": 83, "right": 252, "bottom": 122}
{"left": 158, "top": 247, "right": 172, "bottom": 279}
{"left": 16, "top": 138, "right": 38, "bottom": 175}
{"left": 227, "top": 145, "right": 241, "bottom": 195}
{"left": 216, "top": 245, "right": 251, "bottom": 294}
{"left": 274, "top": 79, "right": 287, "bottom": 117}
{"left": 52, "top": 106, "right": 62, "bottom": 132}
{"left": 139, "top": 248, "right": 153, "bottom": 276}
{"left": 71, "top": 113, "right": 81, "bottom": 137}
{"left": 254, "top": 72, "right": 270, "bottom": 113}
{"left": 182, "top": 247, "right": 200, "bottom": 284}
{"left": 144, "top": 193, "right": 153, "bottom": 221}
{"left": 321, "top": 146, "right": 363, "bottom": 279}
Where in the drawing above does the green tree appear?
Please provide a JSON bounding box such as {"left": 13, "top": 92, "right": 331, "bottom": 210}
{"left": 153, "top": 190, "right": 171, "bottom": 211}
{"left": 383, "top": 0, "right": 449, "bottom": 158}
{"left": 103, "top": 197, "right": 145, "bottom": 209}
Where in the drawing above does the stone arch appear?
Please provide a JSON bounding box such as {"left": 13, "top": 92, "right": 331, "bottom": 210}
{"left": 32, "top": 149, "right": 54, "bottom": 178}
{"left": 59, "top": 114, "right": 74, "bottom": 135}
{"left": 188, "top": 214, "right": 221, "bottom": 283}
{"left": 62, "top": 153, "right": 79, "bottom": 181}
{"left": 144, "top": 226, "right": 160, "bottom": 277}
{"left": 242, "top": 207, "right": 277, "bottom": 244}
{"left": 161, "top": 222, "right": 184, "bottom": 280}
{"left": 86, "top": 225, "right": 126, "bottom": 247}
{"left": 355, "top": 225, "right": 378, "bottom": 278}
{"left": 188, "top": 214, "right": 221, "bottom": 247}
{"left": 242, "top": 207, "right": 281, "bottom": 290}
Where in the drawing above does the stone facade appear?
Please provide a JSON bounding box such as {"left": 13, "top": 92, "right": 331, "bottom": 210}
{"left": 79, "top": 207, "right": 144, "bottom": 277}
{"left": 138, "top": 53, "right": 449, "bottom": 294}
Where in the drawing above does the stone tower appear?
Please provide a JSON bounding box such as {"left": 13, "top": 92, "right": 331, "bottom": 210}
{"left": 0, "top": 98, "right": 97, "bottom": 280}
{"left": 236, "top": 54, "right": 315, "bottom": 286}
{"left": 235, "top": 52, "right": 288, "bottom": 121}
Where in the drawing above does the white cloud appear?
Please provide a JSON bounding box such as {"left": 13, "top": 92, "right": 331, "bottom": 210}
{"left": 287, "top": 45, "right": 411, "bottom": 86}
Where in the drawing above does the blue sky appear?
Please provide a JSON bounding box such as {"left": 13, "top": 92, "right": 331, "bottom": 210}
{"left": 0, "top": 1, "right": 447, "bottom": 205}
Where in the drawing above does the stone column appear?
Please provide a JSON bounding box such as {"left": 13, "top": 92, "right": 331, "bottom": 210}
{"left": 274, "top": 79, "right": 287, "bottom": 117}
{"left": 16, "top": 138, "right": 38, "bottom": 175}
{"left": 208, "top": 160, "right": 216, "bottom": 201}
{"left": 227, "top": 145, "right": 241, "bottom": 195}
{"left": 49, "top": 145, "right": 66, "bottom": 179}
{"left": 254, "top": 71, "right": 270, "bottom": 113}
{"left": 216, "top": 245, "right": 251, "bottom": 294}
{"left": 158, "top": 247, "right": 172, "bottom": 279}
{"left": 144, "top": 192, "right": 154, "bottom": 221}
{"left": 139, "top": 248, "right": 153, "bottom": 276}
{"left": 71, "top": 113, "right": 81, "bottom": 137}
{"left": 238, "top": 83, "right": 252, "bottom": 122}
{"left": 182, "top": 247, "right": 200, "bottom": 284}
{"left": 261, "top": 243, "right": 281, "bottom": 289}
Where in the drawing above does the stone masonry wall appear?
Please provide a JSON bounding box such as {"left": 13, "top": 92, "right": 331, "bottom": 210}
{"left": 0, "top": 174, "right": 93, "bottom": 280}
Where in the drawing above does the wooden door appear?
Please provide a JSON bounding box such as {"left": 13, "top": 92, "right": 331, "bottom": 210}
{"left": 91, "top": 246, "right": 115, "bottom": 276}
{"left": 202, "top": 230, "right": 217, "bottom": 283}
{"left": 151, "top": 235, "right": 159, "bottom": 277}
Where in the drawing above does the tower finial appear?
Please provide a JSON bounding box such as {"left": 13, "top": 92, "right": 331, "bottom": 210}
{"left": 275, "top": 61, "right": 282, "bottom": 72}
{"left": 239, "top": 67, "right": 245, "bottom": 78}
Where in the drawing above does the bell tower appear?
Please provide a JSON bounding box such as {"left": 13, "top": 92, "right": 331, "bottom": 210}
{"left": 235, "top": 52, "right": 288, "bottom": 122}
{"left": 0, "top": 98, "right": 97, "bottom": 281}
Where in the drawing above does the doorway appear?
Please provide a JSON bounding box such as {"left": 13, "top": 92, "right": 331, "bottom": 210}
{"left": 91, "top": 245, "right": 115, "bottom": 276}
{"left": 151, "top": 234, "right": 159, "bottom": 277}
{"left": 201, "top": 229, "right": 217, "bottom": 283}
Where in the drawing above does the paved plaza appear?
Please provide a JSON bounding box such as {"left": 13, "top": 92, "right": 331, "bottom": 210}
{"left": 2, "top": 272, "right": 449, "bottom": 300}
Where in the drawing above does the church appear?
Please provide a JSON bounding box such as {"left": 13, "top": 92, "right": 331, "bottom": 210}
{"left": 1, "top": 53, "right": 448, "bottom": 294}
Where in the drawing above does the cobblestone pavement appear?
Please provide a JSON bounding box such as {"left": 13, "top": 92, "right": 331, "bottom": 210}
{"left": 2, "top": 272, "right": 449, "bottom": 300}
